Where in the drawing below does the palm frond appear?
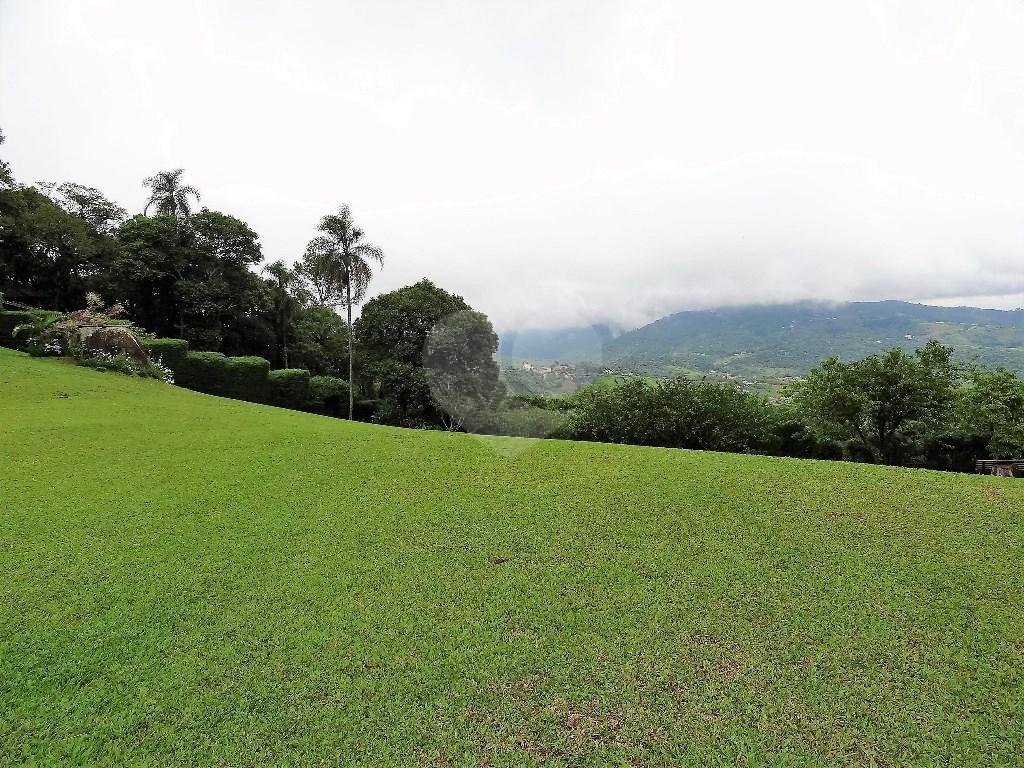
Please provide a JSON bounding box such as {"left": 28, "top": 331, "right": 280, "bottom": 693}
{"left": 351, "top": 243, "right": 384, "bottom": 267}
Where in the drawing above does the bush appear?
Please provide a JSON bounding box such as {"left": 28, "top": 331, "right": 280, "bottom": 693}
{"left": 177, "top": 352, "right": 271, "bottom": 402}
{"left": 269, "top": 369, "right": 311, "bottom": 410}
{"left": 0, "top": 311, "right": 48, "bottom": 350}
{"left": 142, "top": 338, "right": 189, "bottom": 373}
{"left": 498, "top": 405, "right": 565, "bottom": 438}
{"left": 559, "top": 377, "right": 772, "bottom": 452}
{"left": 78, "top": 351, "right": 173, "bottom": 382}
{"left": 309, "top": 375, "right": 350, "bottom": 416}
{"left": 176, "top": 351, "right": 226, "bottom": 390}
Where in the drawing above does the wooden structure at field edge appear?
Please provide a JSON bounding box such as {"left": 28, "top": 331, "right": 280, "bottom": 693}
{"left": 976, "top": 459, "right": 1024, "bottom": 478}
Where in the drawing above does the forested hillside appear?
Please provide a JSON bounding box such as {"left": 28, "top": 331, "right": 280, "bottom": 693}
{"left": 507, "top": 301, "right": 1024, "bottom": 379}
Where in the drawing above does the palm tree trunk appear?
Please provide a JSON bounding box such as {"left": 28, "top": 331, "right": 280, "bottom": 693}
{"left": 281, "top": 301, "right": 289, "bottom": 368}
{"left": 346, "top": 284, "right": 354, "bottom": 420}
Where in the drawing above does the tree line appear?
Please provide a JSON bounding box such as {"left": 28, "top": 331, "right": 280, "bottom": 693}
{"left": 544, "top": 339, "right": 1024, "bottom": 470}
{"left": 0, "top": 127, "right": 501, "bottom": 428}
{"left": 2, "top": 126, "right": 1021, "bottom": 470}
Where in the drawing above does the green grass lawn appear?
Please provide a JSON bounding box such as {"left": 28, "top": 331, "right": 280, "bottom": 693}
{"left": 2, "top": 347, "right": 1023, "bottom": 766}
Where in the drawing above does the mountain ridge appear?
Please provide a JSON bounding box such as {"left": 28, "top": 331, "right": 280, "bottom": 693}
{"left": 500, "top": 300, "right": 1024, "bottom": 380}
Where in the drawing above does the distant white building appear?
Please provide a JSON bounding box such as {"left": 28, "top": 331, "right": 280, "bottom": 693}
{"left": 521, "top": 361, "right": 535, "bottom": 371}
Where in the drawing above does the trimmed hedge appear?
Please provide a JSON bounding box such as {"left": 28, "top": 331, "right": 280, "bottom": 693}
{"left": 269, "top": 369, "right": 311, "bottom": 410}
{"left": 309, "top": 375, "right": 350, "bottom": 416}
{"left": 177, "top": 352, "right": 271, "bottom": 403}
{"left": 0, "top": 311, "right": 42, "bottom": 351}
{"left": 141, "top": 338, "right": 189, "bottom": 372}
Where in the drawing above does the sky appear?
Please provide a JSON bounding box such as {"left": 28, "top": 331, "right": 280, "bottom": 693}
{"left": 2, "top": 0, "right": 1024, "bottom": 333}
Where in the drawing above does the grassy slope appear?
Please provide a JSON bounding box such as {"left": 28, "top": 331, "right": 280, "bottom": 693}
{"left": 1, "top": 347, "right": 1023, "bottom": 767}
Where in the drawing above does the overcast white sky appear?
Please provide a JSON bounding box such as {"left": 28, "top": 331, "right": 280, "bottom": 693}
{"left": 2, "top": 0, "right": 1024, "bottom": 331}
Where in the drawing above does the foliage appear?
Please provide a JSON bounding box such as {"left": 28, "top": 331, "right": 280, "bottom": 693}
{"left": 308, "top": 375, "right": 350, "bottom": 417}
{"left": 14, "top": 293, "right": 145, "bottom": 360}
{"left": 264, "top": 260, "right": 301, "bottom": 368}
{"left": 790, "top": 340, "right": 960, "bottom": 464}
{"left": 298, "top": 203, "right": 384, "bottom": 419}
{"left": 355, "top": 280, "right": 478, "bottom": 427}
{"left": 423, "top": 310, "right": 504, "bottom": 431}
{"left": 291, "top": 305, "right": 349, "bottom": 376}
{"left": 0, "top": 127, "right": 12, "bottom": 189}
{"left": 301, "top": 205, "right": 384, "bottom": 309}
{"left": 364, "top": 360, "right": 436, "bottom": 427}
{"left": 0, "top": 185, "right": 109, "bottom": 309}
{"left": 0, "top": 310, "right": 44, "bottom": 350}
{"left": 356, "top": 279, "right": 470, "bottom": 368}
{"left": 140, "top": 337, "right": 190, "bottom": 373}
{"left": 142, "top": 169, "right": 200, "bottom": 219}
{"left": 5, "top": 348, "right": 1024, "bottom": 765}
{"left": 176, "top": 351, "right": 271, "bottom": 403}
{"left": 559, "top": 376, "right": 772, "bottom": 452}
{"left": 43, "top": 181, "right": 127, "bottom": 235}
{"left": 956, "top": 366, "right": 1024, "bottom": 459}
{"left": 100, "top": 211, "right": 271, "bottom": 354}
{"left": 295, "top": 239, "right": 348, "bottom": 308}
{"left": 268, "top": 368, "right": 311, "bottom": 410}
{"left": 497, "top": 404, "right": 565, "bottom": 438}
{"left": 78, "top": 351, "right": 173, "bottom": 382}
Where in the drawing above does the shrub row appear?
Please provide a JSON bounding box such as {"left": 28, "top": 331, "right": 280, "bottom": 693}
{"left": 310, "top": 376, "right": 350, "bottom": 416}
{"left": 176, "top": 352, "right": 271, "bottom": 403}
{"left": 152, "top": 339, "right": 350, "bottom": 414}
{"left": 141, "top": 337, "right": 189, "bottom": 372}
{"left": 269, "top": 369, "right": 311, "bottom": 410}
{"left": 5, "top": 317, "right": 351, "bottom": 416}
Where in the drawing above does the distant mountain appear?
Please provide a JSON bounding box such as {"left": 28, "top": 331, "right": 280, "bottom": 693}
{"left": 497, "top": 324, "right": 614, "bottom": 363}
{"left": 604, "top": 300, "right": 1024, "bottom": 380}
{"left": 499, "top": 301, "right": 1024, "bottom": 381}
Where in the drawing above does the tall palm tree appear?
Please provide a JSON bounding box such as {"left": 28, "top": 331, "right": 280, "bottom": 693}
{"left": 302, "top": 204, "right": 383, "bottom": 419}
{"left": 264, "top": 260, "right": 297, "bottom": 368}
{"left": 142, "top": 169, "right": 200, "bottom": 219}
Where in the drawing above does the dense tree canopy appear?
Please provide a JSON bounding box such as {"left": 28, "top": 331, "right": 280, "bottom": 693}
{"left": 423, "top": 310, "right": 504, "bottom": 431}
{"left": 356, "top": 279, "right": 470, "bottom": 367}
{"left": 957, "top": 366, "right": 1024, "bottom": 459}
{"left": 561, "top": 377, "right": 772, "bottom": 453}
{"left": 355, "top": 281, "right": 501, "bottom": 429}
{"left": 790, "top": 340, "right": 959, "bottom": 464}
{"left": 0, "top": 186, "right": 105, "bottom": 309}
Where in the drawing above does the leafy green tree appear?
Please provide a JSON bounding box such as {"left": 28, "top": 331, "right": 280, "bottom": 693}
{"left": 560, "top": 377, "right": 771, "bottom": 451}
{"left": 184, "top": 210, "right": 268, "bottom": 353}
{"left": 100, "top": 214, "right": 190, "bottom": 337}
{"left": 369, "top": 360, "right": 436, "bottom": 427}
{"left": 0, "top": 186, "right": 101, "bottom": 309}
{"left": 423, "top": 310, "right": 504, "bottom": 431}
{"left": 100, "top": 210, "right": 269, "bottom": 352}
{"left": 264, "top": 260, "right": 300, "bottom": 368}
{"left": 956, "top": 366, "right": 1024, "bottom": 459}
{"left": 46, "top": 182, "right": 126, "bottom": 235}
{"left": 299, "top": 204, "right": 384, "bottom": 418}
{"left": 0, "top": 128, "right": 14, "bottom": 189}
{"left": 790, "top": 340, "right": 960, "bottom": 464}
{"left": 356, "top": 279, "right": 470, "bottom": 367}
{"left": 355, "top": 280, "right": 472, "bottom": 426}
{"left": 143, "top": 169, "right": 200, "bottom": 219}
{"left": 291, "top": 305, "right": 350, "bottom": 376}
